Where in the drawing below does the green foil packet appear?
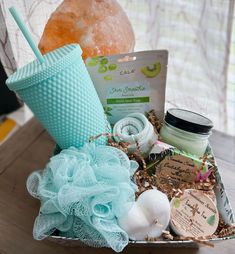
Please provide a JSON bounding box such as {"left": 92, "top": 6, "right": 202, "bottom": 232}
{"left": 86, "top": 51, "right": 168, "bottom": 124}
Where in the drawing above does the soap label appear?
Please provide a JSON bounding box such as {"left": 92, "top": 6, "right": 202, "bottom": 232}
{"left": 106, "top": 81, "right": 150, "bottom": 123}
{"left": 149, "top": 141, "right": 212, "bottom": 190}
{"left": 170, "top": 189, "right": 219, "bottom": 237}
{"left": 155, "top": 154, "right": 198, "bottom": 189}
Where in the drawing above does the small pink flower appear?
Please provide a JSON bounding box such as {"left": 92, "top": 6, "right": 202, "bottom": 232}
{"left": 196, "top": 169, "right": 213, "bottom": 182}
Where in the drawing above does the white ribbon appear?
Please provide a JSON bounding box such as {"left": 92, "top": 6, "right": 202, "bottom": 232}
{"left": 113, "top": 113, "right": 158, "bottom": 157}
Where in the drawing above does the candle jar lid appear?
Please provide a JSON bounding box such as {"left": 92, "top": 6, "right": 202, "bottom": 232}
{"left": 165, "top": 108, "right": 213, "bottom": 135}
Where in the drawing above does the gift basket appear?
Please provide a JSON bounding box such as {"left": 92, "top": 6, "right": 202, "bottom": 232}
{"left": 5, "top": 3, "right": 235, "bottom": 253}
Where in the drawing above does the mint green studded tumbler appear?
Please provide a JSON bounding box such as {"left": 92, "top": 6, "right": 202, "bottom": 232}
{"left": 6, "top": 44, "right": 109, "bottom": 149}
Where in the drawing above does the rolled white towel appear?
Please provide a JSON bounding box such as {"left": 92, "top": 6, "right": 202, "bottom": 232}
{"left": 113, "top": 113, "right": 157, "bottom": 157}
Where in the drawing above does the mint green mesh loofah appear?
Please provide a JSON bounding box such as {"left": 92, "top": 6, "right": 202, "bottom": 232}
{"left": 27, "top": 144, "right": 139, "bottom": 252}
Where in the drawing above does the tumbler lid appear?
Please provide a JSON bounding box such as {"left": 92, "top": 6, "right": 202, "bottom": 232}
{"left": 6, "top": 44, "right": 82, "bottom": 91}
{"left": 165, "top": 108, "right": 213, "bottom": 134}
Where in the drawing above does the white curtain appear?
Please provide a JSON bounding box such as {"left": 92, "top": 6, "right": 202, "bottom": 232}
{"left": 0, "top": 0, "right": 234, "bottom": 135}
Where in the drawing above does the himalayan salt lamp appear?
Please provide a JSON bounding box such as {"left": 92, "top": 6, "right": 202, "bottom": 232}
{"left": 38, "top": 0, "right": 135, "bottom": 59}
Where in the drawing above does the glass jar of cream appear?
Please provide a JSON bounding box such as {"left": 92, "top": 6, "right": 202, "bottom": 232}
{"left": 160, "top": 109, "right": 213, "bottom": 157}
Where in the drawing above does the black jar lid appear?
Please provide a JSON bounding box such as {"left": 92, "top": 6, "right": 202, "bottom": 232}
{"left": 164, "top": 108, "right": 213, "bottom": 134}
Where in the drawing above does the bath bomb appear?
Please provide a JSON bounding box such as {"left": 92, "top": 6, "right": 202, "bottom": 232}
{"left": 118, "top": 189, "right": 170, "bottom": 240}
{"left": 117, "top": 202, "right": 150, "bottom": 240}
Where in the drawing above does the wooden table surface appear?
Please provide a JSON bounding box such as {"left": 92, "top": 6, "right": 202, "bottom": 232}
{"left": 0, "top": 118, "right": 234, "bottom": 254}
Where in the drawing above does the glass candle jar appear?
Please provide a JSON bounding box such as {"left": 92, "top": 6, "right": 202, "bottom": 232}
{"left": 160, "top": 109, "right": 213, "bottom": 157}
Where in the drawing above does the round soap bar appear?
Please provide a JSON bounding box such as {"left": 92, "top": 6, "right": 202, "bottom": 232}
{"left": 170, "top": 189, "right": 219, "bottom": 237}
{"left": 118, "top": 189, "right": 170, "bottom": 240}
